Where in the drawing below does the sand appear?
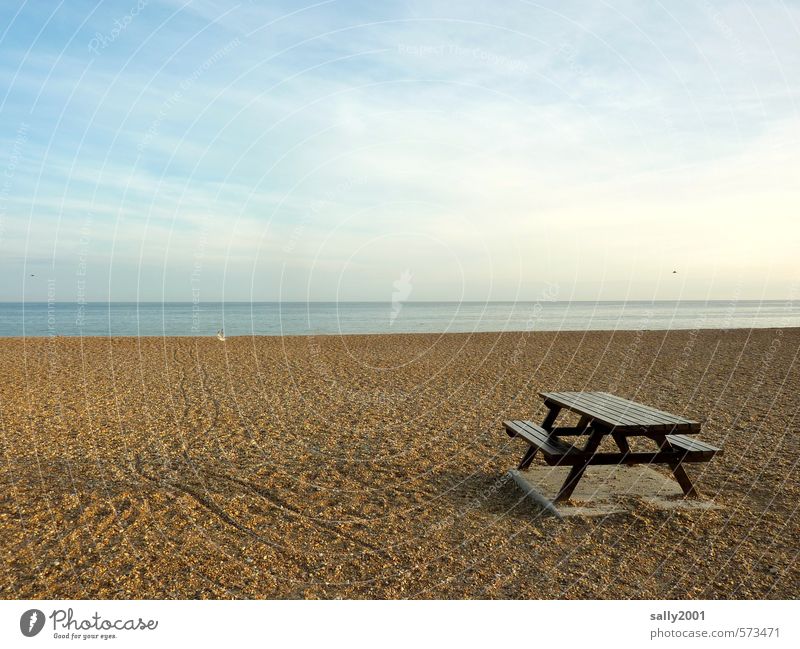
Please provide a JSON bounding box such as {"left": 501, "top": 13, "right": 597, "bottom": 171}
{"left": 0, "top": 328, "right": 797, "bottom": 599}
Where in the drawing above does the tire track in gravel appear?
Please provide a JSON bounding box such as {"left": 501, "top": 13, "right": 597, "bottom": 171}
{"left": 133, "top": 454, "right": 314, "bottom": 575}
{"left": 158, "top": 344, "right": 305, "bottom": 585}
{"left": 171, "top": 344, "right": 191, "bottom": 423}
{"left": 192, "top": 342, "right": 223, "bottom": 454}
{"left": 209, "top": 470, "right": 393, "bottom": 561}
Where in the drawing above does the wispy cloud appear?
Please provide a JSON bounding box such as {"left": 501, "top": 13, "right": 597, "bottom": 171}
{"left": 0, "top": 0, "right": 797, "bottom": 301}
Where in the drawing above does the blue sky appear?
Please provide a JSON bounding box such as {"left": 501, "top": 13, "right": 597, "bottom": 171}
{"left": 0, "top": 0, "right": 798, "bottom": 302}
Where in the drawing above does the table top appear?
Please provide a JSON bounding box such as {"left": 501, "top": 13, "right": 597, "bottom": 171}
{"left": 539, "top": 391, "right": 701, "bottom": 434}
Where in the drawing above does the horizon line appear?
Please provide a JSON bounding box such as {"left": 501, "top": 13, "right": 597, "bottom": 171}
{"left": 3, "top": 299, "right": 799, "bottom": 305}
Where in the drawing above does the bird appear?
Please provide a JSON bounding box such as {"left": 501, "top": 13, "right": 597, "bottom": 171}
{"left": 216, "top": 329, "right": 226, "bottom": 341}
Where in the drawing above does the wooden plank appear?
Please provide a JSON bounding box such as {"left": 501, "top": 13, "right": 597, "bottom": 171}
{"left": 665, "top": 434, "right": 721, "bottom": 455}
{"left": 551, "top": 391, "right": 682, "bottom": 426}
{"left": 544, "top": 401, "right": 671, "bottom": 431}
{"left": 580, "top": 392, "right": 694, "bottom": 427}
{"left": 542, "top": 391, "right": 684, "bottom": 425}
{"left": 589, "top": 392, "right": 698, "bottom": 428}
{"left": 540, "top": 391, "right": 700, "bottom": 433}
{"left": 543, "top": 392, "right": 652, "bottom": 427}
{"left": 547, "top": 426, "right": 595, "bottom": 436}
{"left": 510, "top": 421, "right": 572, "bottom": 455}
{"left": 504, "top": 420, "right": 573, "bottom": 457}
{"left": 572, "top": 392, "right": 678, "bottom": 425}
{"left": 568, "top": 451, "right": 712, "bottom": 465}
{"left": 542, "top": 391, "right": 637, "bottom": 425}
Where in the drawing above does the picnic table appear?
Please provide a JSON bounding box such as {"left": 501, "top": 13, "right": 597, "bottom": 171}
{"left": 504, "top": 391, "right": 721, "bottom": 502}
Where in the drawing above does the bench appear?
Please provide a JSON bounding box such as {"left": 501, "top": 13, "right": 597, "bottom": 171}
{"left": 505, "top": 420, "right": 722, "bottom": 469}
{"left": 504, "top": 420, "right": 576, "bottom": 467}
{"left": 663, "top": 434, "right": 721, "bottom": 461}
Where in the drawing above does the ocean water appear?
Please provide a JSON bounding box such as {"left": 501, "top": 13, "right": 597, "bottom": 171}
{"left": 1, "top": 301, "right": 798, "bottom": 337}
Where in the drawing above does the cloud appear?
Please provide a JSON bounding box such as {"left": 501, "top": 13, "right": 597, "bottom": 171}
{"left": 0, "top": 0, "right": 797, "bottom": 301}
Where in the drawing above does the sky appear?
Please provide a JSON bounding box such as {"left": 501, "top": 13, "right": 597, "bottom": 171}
{"left": 0, "top": 0, "right": 798, "bottom": 302}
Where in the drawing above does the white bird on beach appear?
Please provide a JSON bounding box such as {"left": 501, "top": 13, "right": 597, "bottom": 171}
{"left": 216, "top": 329, "right": 226, "bottom": 341}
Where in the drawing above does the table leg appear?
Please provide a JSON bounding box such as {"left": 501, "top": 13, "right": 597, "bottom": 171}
{"left": 612, "top": 432, "right": 630, "bottom": 453}
{"left": 517, "top": 404, "right": 563, "bottom": 470}
{"left": 612, "top": 432, "right": 635, "bottom": 465}
{"left": 554, "top": 429, "right": 604, "bottom": 502}
{"left": 653, "top": 434, "right": 698, "bottom": 497}
{"left": 541, "top": 404, "right": 562, "bottom": 432}
{"left": 517, "top": 445, "right": 538, "bottom": 470}
{"left": 669, "top": 463, "right": 698, "bottom": 497}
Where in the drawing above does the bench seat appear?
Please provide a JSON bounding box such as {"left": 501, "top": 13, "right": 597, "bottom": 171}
{"left": 504, "top": 420, "right": 579, "bottom": 465}
{"left": 664, "top": 434, "right": 721, "bottom": 460}
{"left": 504, "top": 420, "right": 722, "bottom": 467}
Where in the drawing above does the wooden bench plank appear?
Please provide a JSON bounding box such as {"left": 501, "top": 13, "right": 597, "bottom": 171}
{"left": 665, "top": 434, "right": 721, "bottom": 457}
{"left": 504, "top": 421, "right": 572, "bottom": 455}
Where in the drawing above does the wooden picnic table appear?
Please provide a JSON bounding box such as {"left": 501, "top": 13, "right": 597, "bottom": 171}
{"left": 504, "top": 391, "right": 721, "bottom": 503}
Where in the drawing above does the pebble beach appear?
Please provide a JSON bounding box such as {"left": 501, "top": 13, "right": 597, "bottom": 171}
{"left": 0, "top": 328, "right": 797, "bottom": 599}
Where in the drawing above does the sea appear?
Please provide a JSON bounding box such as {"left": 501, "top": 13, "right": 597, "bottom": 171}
{"left": 0, "top": 300, "right": 798, "bottom": 337}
